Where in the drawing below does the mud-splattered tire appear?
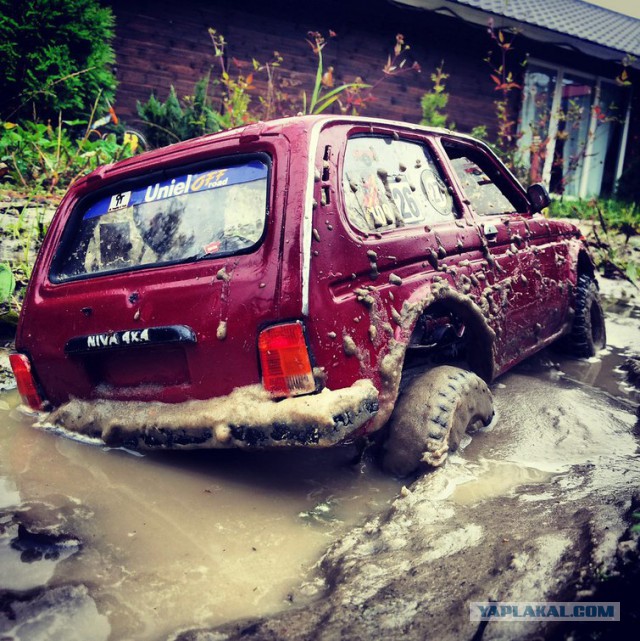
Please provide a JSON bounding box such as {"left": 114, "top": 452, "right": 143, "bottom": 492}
{"left": 383, "top": 366, "right": 494, "bottom": 477}
{"left": 564, "top": 275, "right": 606, "bottom": 358}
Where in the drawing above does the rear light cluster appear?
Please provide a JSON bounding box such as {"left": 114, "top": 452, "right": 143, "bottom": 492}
{"left": 9, "top": 353, "right": 43, "bottom": 410}
{"left": 258, "top": 322, "right": 316, "bottom": 398}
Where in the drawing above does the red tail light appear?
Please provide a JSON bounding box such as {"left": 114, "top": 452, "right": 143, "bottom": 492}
{"left": 9, "top": 353, "right": 43, "bottom": 410}
{"left": 258, "top": 322, "right": 316, "bottom": 398}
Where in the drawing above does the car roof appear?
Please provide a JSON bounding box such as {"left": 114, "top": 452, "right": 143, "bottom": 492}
{"left": 72, "top": 115, "right": 482, "bottom": 193}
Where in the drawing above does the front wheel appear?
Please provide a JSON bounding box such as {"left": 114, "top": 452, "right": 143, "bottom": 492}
{"left": 383, "top": 366, "right": 494, "bottom": 477}
{"left": 563, "top": 275, "right": 606, "bottom": 358}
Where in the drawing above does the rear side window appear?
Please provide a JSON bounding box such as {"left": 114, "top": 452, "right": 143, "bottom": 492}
{"left": 53, "top": 158, "right": 269, "bottom": 281}
{"left": 342, "top": 136, "right": 457, "bottom": 233}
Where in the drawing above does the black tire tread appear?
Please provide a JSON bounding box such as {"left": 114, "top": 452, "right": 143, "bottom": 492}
{"left": 383, "top": 366, "right": 494, "bottom": 476}
{"left": 565, "top": 274, "right": 606, "bottom": 358}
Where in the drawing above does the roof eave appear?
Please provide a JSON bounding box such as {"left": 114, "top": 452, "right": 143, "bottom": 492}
{"left": 391, "top": 0, "right": 640, "bottom": 68}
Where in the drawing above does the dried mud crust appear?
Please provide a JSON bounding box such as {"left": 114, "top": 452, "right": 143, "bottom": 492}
{"left": 383, "top": 366, "right": 494, "bottom": 476}
{"left": 44, "top": 380, "right": 379, "bottom": 450}
{"left": 564, "top": 274, "right": 607, "bottom": 358}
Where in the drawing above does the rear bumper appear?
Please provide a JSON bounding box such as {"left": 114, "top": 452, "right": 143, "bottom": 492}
{"left": 43, "top": 380, "right": 379, "bottom": 449}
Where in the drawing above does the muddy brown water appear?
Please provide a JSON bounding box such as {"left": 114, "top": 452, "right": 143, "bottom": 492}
{"left": 1, "top": 287, "right": 639, "bottom": 641}
{"left": 0, "top": 400, "right": 401, "bottom": 640}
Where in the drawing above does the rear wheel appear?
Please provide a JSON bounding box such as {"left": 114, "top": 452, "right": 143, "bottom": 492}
{"left": 383, "top": 365, "right": 494, "bottom": 477}
{"left": 563, "top": 275, "right": 606, "bottom": 358}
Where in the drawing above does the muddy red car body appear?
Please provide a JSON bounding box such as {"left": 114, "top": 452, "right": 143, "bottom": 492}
{"left": 11, "top": 116, "right": 601, "bottom": 453}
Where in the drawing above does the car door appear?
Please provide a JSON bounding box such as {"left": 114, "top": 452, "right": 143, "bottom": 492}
{"left": 438, "top": 137, "right": 562, "bottom": 368}
{"left": 306, "top": 123, "right": 484, "bottom": 393}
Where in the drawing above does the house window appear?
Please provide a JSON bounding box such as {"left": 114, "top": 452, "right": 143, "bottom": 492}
{"left": 517, "top": 63, "right": 630, "bottom": 198}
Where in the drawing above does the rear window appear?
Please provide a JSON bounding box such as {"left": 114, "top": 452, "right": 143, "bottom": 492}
{"left": 53, "top": 158, "right": 269, "bottom": 281}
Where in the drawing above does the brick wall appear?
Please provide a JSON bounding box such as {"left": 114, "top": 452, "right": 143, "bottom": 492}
{"left": 109, "top": 0, "right": 636, "bottom": 180}
{"left": 110, "top": 0, "right": 503, "bottom": 134}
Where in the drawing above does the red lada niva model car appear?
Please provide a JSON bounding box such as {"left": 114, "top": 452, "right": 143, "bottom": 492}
{"left": 11, "top": 116, "right": 605, "bottom": 474}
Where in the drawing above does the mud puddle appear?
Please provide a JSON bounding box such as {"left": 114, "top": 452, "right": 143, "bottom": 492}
{"left": 0, "top": 392, "right": 401, "bottom": 640}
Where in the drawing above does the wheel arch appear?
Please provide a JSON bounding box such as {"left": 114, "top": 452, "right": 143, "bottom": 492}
{"left": 577, "top": 249, "right": 596, "bottom": 282}
{"left": 407, "top": 295, "right": 496, "bottom": 382}
{"left": 369, "top": 283, "right": 497, "bottom": 432}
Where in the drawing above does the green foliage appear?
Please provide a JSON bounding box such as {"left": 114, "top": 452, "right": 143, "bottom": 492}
{"left": 208, "top": 28, "right": 284, "bottom": 128}
{"left": 138, "top": 28, "right": 420, "bottom": 148}
{"left": 420, "top": 62, "right": 453, "bottom": 129}
{"left": 485, "top": 26, "right": 522, "bottom": 161}
{"left": 631, "top": 511, "right": 640, "bottom": 535}
{"left": 0, "top": 0, "right": 116, "bottom": 122}
{"left": 1, "top": 118, "right": 137, "bottom": 193}
{"left": 548, "top": 198, "right": 640, "bottom": 283}
{"left": 0, "top": 263, "right": 15, "bottom": 303}
{"left": 548, "top": 198, "right": 639, "bottom": 238}
{"left": 470, "top": 125, "right": 489, "bottom": 140}
{"left": 136, "top": 28, "right": 283, "bottom": 146}
{"left": 0, "top": 196, "right": 54, "bottom": 320}
{"left": 302, "top": 31, "right": 370, "bottom": 116}
{"left": 137, "top": 76, "right": 223, "bottom": 149}
{"left": 418, "top": 59, "right": 529, "bottom": 186}
{"left": 465, "top": 24, "right": 524, "bottom": 174}
{"left": 420, "top": 92, "right": 449, "bottom": 129}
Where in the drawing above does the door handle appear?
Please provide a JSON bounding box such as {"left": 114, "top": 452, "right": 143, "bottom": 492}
{"left": 483, "top": 223, "right": 498, "bottom": 240}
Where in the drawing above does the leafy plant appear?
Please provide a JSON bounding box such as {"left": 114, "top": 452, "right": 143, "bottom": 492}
{"left": 1, "top": 116, "right": 137, "bottom": 193}
{"left": 631, "top": 511, "right": 640, "bottom": 535}
{"left": 548, "top": 198, "right": 640, "bottom": 284}
{"left": 420, "top": 61, "right": 453, "bottom": 129}
{"left": 137, "top": 75, "right": 223, "bottom": 149}
{"left": 341, "top": 32, "right": 421, "bottom": 116}
{"left": 482, "top": 22, "right": 524, "bottom": 172}
{"left": 208, "top": 29, "right": 290, "bottom": 128}
{"left": 0, "top": 263, "right": 15, "bottom": 303}
{"left": 301, "top": 31, "right": 370, "bottom": 115}
{"left": 616, "top": 54, "right": 636, "bottom": 88}
{"left": 0, "top": 194, "right": 58, "bottom": 319}
{"left": 548, "top": 198, "right": 639, "bottom": 238}
{"left": 137, "top": 29, "right": 282, "bottom": 145}
{"left": 0, "top": 0, "right": 116, "bottom": 122}
{"left": 138, "top": 28, "right": 422, "bottom": 148}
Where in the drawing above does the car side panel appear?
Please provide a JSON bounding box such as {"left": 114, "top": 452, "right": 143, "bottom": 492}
{"left": 306, "top": 124, "right": 492, "bottom": 407}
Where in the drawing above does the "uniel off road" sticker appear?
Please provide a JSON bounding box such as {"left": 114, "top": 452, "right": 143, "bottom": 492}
{"left": 83, "top": 160, "right": 268, "bottom": 220}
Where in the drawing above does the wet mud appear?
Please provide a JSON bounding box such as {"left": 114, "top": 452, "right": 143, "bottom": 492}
{"left": 46, "top": 379, "right": 379, "bottom": 449}
{"left": 1, "top": 279, "right": 639, "bottom": 641}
